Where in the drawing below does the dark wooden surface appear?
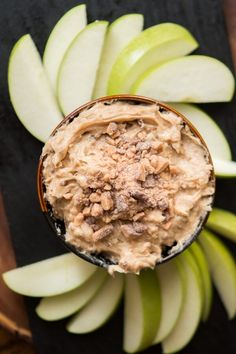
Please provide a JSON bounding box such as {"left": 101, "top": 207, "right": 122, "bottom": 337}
{"left": 0, "top": 327, "right": 34, "bottom": 354}
{"left": 0, "top": 195, "right": 31, "bottom": 337}
{"left": 0, "top": 0, "right": 236, "bottom": 353}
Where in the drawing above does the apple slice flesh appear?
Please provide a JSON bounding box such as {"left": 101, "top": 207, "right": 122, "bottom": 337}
{"left": 169, "top": 103, "right": 231, "bottom": 161}
{"left": 162, "top": 250, "right": 202, "bottom": 354}
{"left": 206, "top": 208, "right": 236, "bottom": 242}
{"left": 57, "top": 21, "right": 108, "bottom": 115}
{"left": 67, "top": 274, "right": 123, "bottom": 333}
{"left": 93, "top": 14, "right": 143, "bottom": 98}
{"left": 36, "top": 268, "right": 107, "bottom": 321}
{"left": 43, "top": 4, "right": 87, "bottom": 92}
{"left": 212, "top": 158, "right": 236, "bottom": 178}
{"left": 133, "top": 55, "right": 235, "bottom": 102}
{"left": 153, "top": 259, "right": 184, "bottom": 344}
{"left": 124, "top": 270, "right": 161, "bottom": 353}
{"left": 8, "top": 34, "right": 63, "bottom": 142}
{"left": 189, "top": 242, "right": 213, "bottom": 321}
{"left": 199, "top": 230, "right": 236, "bottom": 319}
{"left": 107, "top": 23, "right": 198, "bottom": 94}
{"left": 3, "top": 253, "right": 97, "bottom": 297}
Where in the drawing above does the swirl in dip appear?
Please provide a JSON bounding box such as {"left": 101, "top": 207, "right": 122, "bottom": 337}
{"left": 42, "top": 100, "right": 214, "bottom": 274}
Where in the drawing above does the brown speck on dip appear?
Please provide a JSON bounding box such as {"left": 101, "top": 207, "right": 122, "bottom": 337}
{"left": 41, "top": 97, "right": 215, "bottom": 274}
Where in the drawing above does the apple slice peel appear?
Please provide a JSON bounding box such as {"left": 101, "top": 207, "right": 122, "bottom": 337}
{"left": 108, "top": 22, "right": 198, "bottom": 94}
{"left": 93, "top": 13, "right": 144, "bottom": 98}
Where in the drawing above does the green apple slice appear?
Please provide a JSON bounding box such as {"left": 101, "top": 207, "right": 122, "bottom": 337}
{"left": 153, "top": 259, "right": 184, "bottom": 344}
{"left": 199, "top": 230, "right": 236, "bottom": 319}
{"left": 132, "top": 55, "right": 235, "bottom": 102}
{"left": 169, "top": 103, "right": 231, "bottom": 161}
{"left": 207, "top": 208, "right": 236, "bottom": 242}
{"left": 107, "top": 23, "right": 198, "bottom": 94}
{"left": 8, "top": 34, "right": 63, "bottom": 142}
{"left": 43, "top": 4, "right": 87, "bottom": 92}
{"left": 67, "top": 273, "right": 123, "bottom": 333}
{"left": 212, "top": 158, "right": 236, "bottom": 177}
{"left": 57, "top": 21, "right": 108, "bottom": 115}
{"left": 124, "top": 270, "right": 161, "bottom": 353}
{"left": 162, "top": 250, "right": 202, "bottom": 354}
{"left": 93, "top": 14, "right": 143, "bottom": 98}
{"left": 189, "top": 242, "right": 213, "bottom": 321}
{"left": 36, "top": 268, "right": 107, "bottom": 321}
{"left": 3, "top": 253, "right": 97, "bottom": 297}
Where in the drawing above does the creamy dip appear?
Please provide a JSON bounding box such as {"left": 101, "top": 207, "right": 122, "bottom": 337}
{"left": 42, "top": 101, "right": 214, "bottom": 274}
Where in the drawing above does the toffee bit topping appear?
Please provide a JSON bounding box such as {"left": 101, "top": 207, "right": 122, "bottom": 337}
{"left": 82, "top": 206, "right": 91, "bottom": 216}
{"left": 142, "top": 175, "right": 156, "bottom": 188}
{"left": 89, "top": 192, "right": 101, "bottom": 203}
{"left": 115, "top": 195, "right": 129, "bottom": 212}
{"left": 133, "top": 222, "right": 147, "bottom": 234}
{"left": 129, "top": 189, "right": 149, "bottom": 203}
{"left": 74, "top": 213, "right": 84, "bottom": 225}
{"left": 136, "top": 141, "right": 151, "bottom": 151}
{"left": 151, "top": 141, "right": 163, "bottom": 152}
{"left": 91, "top": 203, "right": 103, "bottom": 217}
{"left": 100, "top": 192, "right": 113, "bottom": 211}
{"left": 133, "top": 212, "right": 145, "bottom": 221}
{"left": 136, "top": 163, "right": 146, "bottom": 182}
{"left": 120, "top": 222, "right": 147, "bottom": 238}
{"left": 120, "top": 224, "right": 142, "bottom": 238}
{"left": 104, "top": 183, "right": 112, "bottom": 191}
{"left": 93, "top": 225, "right": 114, "bottom": 242}
{"left": 85, "top": 216, "right": 96, "bottom": 225}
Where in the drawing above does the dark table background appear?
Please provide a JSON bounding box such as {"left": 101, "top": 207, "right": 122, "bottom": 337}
{"left": 0, "top": 0, "right": 236, "bottom": 353}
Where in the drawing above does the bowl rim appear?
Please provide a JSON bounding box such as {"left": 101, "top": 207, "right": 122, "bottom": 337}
{"left": 37, "top": 94, "right": 215, "bottom": 269}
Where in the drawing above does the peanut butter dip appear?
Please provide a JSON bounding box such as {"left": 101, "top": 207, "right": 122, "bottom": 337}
{"left": 42, "top": 100, "right": 214, "bottom": 274}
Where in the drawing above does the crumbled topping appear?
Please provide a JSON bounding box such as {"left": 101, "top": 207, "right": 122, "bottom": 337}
{"left": 93, "top": 225, "right": 114, "bottom": 242}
